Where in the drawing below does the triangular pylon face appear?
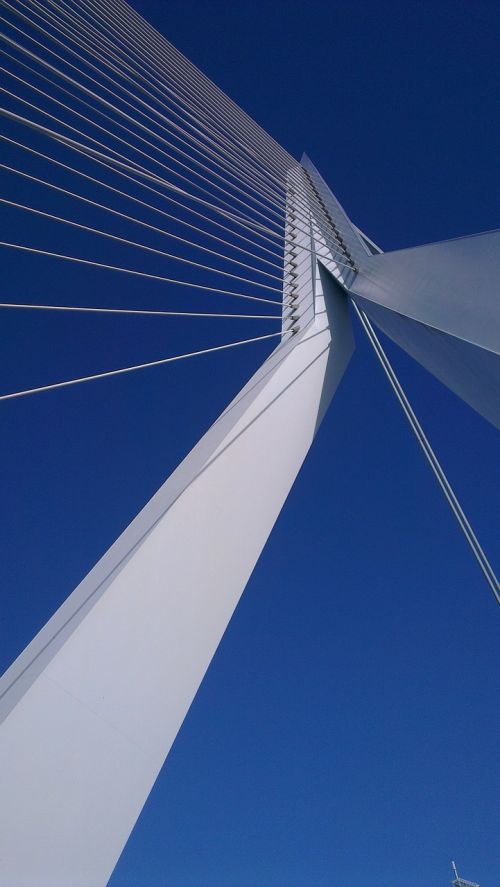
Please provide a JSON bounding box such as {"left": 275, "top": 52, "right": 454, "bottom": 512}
{"left": 348, "top": 231, "right": 500, "bottom": 428}
{"left": 302, "top": 154, "right": 500, "bottom": 429}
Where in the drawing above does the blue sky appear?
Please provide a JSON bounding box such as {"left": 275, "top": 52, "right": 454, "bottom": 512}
{"left": 0, "top": 1, "right": 498, "bottom": 886}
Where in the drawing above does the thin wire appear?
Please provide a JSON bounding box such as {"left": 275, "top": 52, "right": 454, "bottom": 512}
{"left": 0, "top": 50, "right": 287, "bottom": 223}
{"left": 0, "top": 130, "right": 285, "bottom": 266}
{"left": 0, "top": 241, "right": 283, "bottom": 305}
{"left": 351, "top": 299, "right": 500, "bottom": 606}
{"left": 0, "top": 39, "right": 347, "bottom": 247}
{"left": 105, "top": 0, "right": 295, "bottom": 171}
{"left": 0, "top": 136, "right": 355, "bottom": 277}
{"left": 0, "top": 105, "right": 286, "bottom": 245}
{"left": 0, "top": 105, "right": 354, "bottom": 270}
{"left": 0, "top": 159, "right": 282, "bottom": 278}
{"left": 0, "top": 164, "right": 352, "bottom": 289}
{"left": 21, "top": 0, "right": 288, "bottom": 206}
{"left": 24, "top": 0, "right": 290, "bottom": 196}
{"left": 0, "top": 330, "right": 291, "bottom": 402}
{"left": 48, "top": 0, "right": 294, "bottom": 188}
{"left": 10, "top": 1, "right": 290, "bottom": 221}
{"left": 0, "top": 8, "right": 356, "bottom": 261}
{"left": 52, "top": 9, "right": 327, "bottom": 243}
{"left": 0, "top": 69, "right": 285, "bottom": 237}
{"left": 0, "top": 36, "right": 282, "bottom": 222}
{"left": 0, "top": 133, "right": 284, "bottom": 268}
{"left": 67, "top": 0, "right": 295, "bottom": 205}
{"left": 0, "top": 11, "right": 288, "bottom": 230}
{"left": 0, "top": 56, "right": 281, "bottom": 251}
{"left": 0, "top": 196, "right": 283, "bottom": 291}
{"left": 86, "top": 0, "right": 291, "bottom": 171}
{"left": 0, "top": 302, "right": 281, "bottom": 319}
{"left": 95, "top": 6, "right": 324, "bottom": 248}
{"left": 2, "top": 0, "right": 282, "bottom": 182}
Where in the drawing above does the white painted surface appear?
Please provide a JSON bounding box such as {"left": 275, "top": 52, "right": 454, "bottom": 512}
{"left": 350, "top": 230, "right": 500, "bottom": 427}
{"left": 0, "top": 256, "right": 353, "bottom": 886}
{"left": 351, "top": 230, "right": 500, "bottom": 354}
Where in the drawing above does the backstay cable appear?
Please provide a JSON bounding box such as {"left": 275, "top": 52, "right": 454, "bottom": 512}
{"left": 351, "top": 300, "right": 500, "bottom": 605}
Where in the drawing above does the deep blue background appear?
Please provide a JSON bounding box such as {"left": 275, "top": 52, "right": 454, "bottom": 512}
{"left": 0, "top": 1, "right": 498, "bottom": 886}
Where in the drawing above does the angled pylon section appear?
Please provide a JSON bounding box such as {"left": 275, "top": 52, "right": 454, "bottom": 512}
{"left": 302, "top": 153, "right": 500, "bottom": 430}
{"left": 349, "top": 230, "right": 500, "bottom": 429}
{"left": 0, "top": 167, "right": 354, "bottom": 887}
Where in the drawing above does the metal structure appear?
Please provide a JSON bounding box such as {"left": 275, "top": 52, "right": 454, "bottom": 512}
{"left": 452, "top": 861, "right": 480, "bottom": 887}
{"left": 0, "top": 1, "right": 498, "bottom": 885}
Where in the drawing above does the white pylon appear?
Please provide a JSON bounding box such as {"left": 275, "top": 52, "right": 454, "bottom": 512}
{"left": 0, "top": 170, "right": 354, "bottom": 887}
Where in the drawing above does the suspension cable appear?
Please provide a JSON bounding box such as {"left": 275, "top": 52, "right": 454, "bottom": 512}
{"left": 0, "top": 160, "right": 282, "bottom": 277}
{"left": 105, "top": 0, "right": 295, "bottom": 170}
{"left": 20, "top": 0, "right": 290, "bottom": 191}
{"left": 0, "top": 153, "right": 354, "bottom": 287}
{"left": 0, "top": 117, "right": 360, "bottom": 269}
{"left": 0, "top": 134, "right": 284, "bottom": 267}
{"left": 351, "top": 299, "right": 500, "bottom": 605}
{"left": 0, "top": 241, "right": 283, "bottom": 305}
{"left": 0, "top": 302, "right": 281, "bottom": 320}
{"left": 0, "top": 10, "right": 289, "bottom": 228}
{"left": 6, "top": 0, "right": 353, "bottom": 246}
{"left": 0, "top": 196, "right": 283, "bottom": 290}
{"left": 0, "top": 28, "right": 357, "bottom": 249}
{"left": 0, "top": 330, "right": 292, "bottom": 402}
{"left": 0, "top": 70, "right": 285, "bottom": 235}
{"left": 38, "top": 0, "right": 295, "bottom": 181}
{"left": 0, "top": 105, "right": 289, "bottom": 244}
{"left": 11, "top": 0, "right": 288, "bottom": 205}
{"left": 0, "top": 127, "right": 286, "bottom": 262}
{"left": 0, "top": 51, "right": 287, "bottom": 222}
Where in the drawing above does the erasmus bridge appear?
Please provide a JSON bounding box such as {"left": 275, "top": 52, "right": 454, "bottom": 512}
{"left": 0, "top": 1, "right": 498, "bottom": 885}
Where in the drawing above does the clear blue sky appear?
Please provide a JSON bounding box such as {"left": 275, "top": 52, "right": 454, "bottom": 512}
{"left": 0, "top": 1, "right": 498, "bottom": 886}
